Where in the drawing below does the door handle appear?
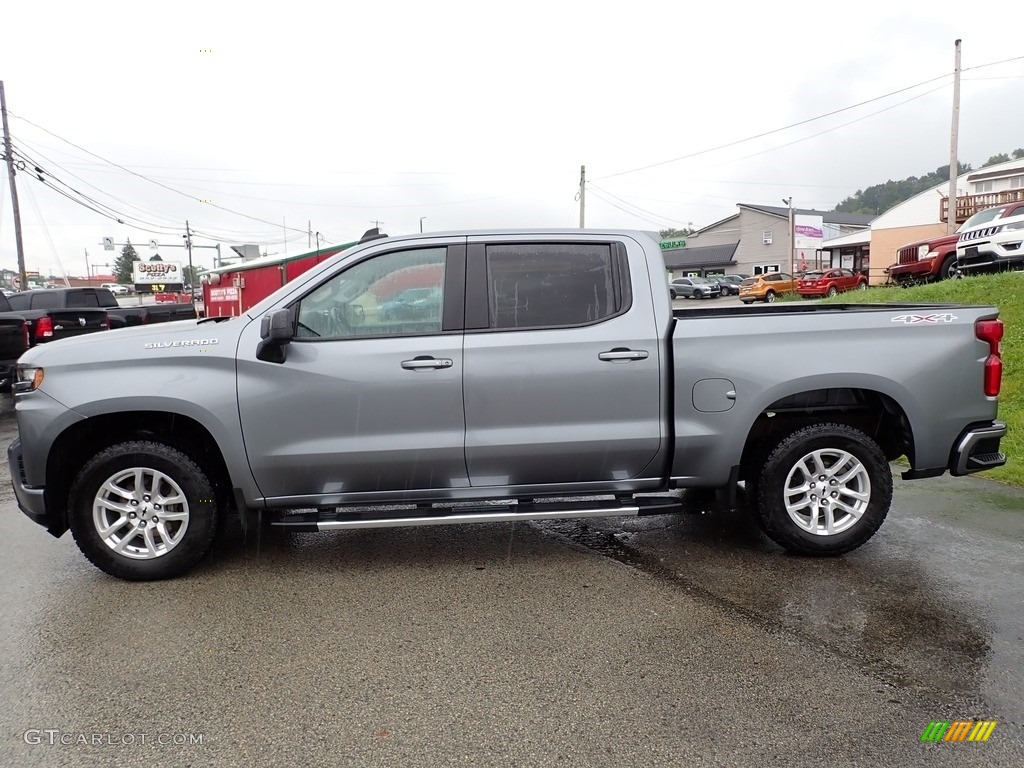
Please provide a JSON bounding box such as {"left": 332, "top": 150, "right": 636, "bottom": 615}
{"left": 598, "top": 349, "right": 649, "bottom": 362}
{"left": 401, "top": 357, "right": 454, "bottom": 370}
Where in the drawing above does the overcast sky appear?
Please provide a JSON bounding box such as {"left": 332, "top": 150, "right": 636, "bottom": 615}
{"left": 1, "top": 1, "right": 1022, "bottom": 277}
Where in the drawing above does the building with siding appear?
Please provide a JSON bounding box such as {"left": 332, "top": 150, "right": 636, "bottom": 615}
{"left": 664, "top": 205, "right": 872, "bottom": 279}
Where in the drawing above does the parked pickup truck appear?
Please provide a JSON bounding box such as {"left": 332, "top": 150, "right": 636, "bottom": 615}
{"left": 7, "top": 229, "right": 1007, "bottom": 581}
{"left": 6, "top": 287, "right": 197, "bottom": 329}
{"left": 0, "top": 290, "right": 108, "bottom": 349}
{"left": 0, "top": 293, "right": 30, "bottom": 391}
{"left": 887, "top": 202, "right": 1024, "bottom": 285}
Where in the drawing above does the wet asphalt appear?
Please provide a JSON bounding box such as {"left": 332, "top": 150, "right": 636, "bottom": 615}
{"left": 0, "top": 396, "right": 1022, "bottom": 767}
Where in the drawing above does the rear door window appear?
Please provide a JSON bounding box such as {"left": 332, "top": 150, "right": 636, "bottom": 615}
{"left": 483, "top": 243, "right": 629, "bottom": 330}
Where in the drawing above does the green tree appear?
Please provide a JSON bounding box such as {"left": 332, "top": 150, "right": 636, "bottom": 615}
{"left": 113, "top": 240, "right": 140, "bottom": 284}
{"left": 834, "top": 162, "right": 972, "bottom": 215}
{"left": 149, "top": 253, "right": 163, "bottom": 261}
{"left": 983, "top": 153, "right": 1011, "bottom": 167}
{"left": 1013, "top": 148, "right": 1024, "bottom": 160}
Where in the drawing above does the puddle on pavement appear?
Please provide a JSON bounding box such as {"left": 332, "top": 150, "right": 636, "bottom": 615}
{"left": 531, "top": 492, "right": 1009, "bottom": 719}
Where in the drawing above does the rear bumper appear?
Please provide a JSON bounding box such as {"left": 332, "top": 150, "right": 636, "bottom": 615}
{"left": 0, "top": 358, "right": 18, "bottom": 393}
{"left": 949, "top": 421, "right": 1007, "bottom": 476}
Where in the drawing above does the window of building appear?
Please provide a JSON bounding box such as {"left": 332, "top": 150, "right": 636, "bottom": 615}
{"left": 485, "top": 243, "right": 628, "bottom": 330}
{"left": 1011, "top": 176, "right": 1024, "bottom": 190}
{"left": 976, "top": 180, "right": 996, "bottom": 193}
{"left": 752, "top": 264, "right": 781, "bottom": 275}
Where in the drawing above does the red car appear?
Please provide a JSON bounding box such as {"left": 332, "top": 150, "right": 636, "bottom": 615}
{"left": 797, "top": 268, "right": 868, "bottom": 298}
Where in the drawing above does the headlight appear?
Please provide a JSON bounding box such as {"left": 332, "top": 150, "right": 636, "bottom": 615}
{"left": 1004, "top": 221, "right": 1024, "bottom": 231}
{"left": 14, "top": 365, "right": 44, "bottom": 393}
{"left": 918, "top": 244, "right": 930, "bottom": 259}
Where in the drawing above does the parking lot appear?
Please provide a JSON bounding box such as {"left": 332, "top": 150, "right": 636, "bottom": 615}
{"left": 0, "top": 396, "right": 1021, "bottom": 767}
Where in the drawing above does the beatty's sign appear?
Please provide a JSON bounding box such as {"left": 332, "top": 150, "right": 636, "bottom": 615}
{"left": 133, "top": 261, "right": 183, "bottom": 285}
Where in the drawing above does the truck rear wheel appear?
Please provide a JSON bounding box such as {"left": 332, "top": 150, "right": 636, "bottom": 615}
{"left": 68, "top": 441, "right": 219, "bottom": 580}
{"left": 753, "top": 423, "right": 891, "bottom": 555}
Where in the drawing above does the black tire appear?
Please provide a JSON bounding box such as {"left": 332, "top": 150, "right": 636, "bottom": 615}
{"left": 670, "top": 289, "right": 677, "bottom": 299}
{"left": 741, "top": 300, "right": 753, "bottom": 305}
{"left": 753, "top": 423, "right": 892, "bottom": 555}
{"left": 765, "top": 290, "right": 777, "bottom": 303}
{"left": 826, "top": 286, "right": 838, "bottom": 298}
{"left": 857, "top": 281, "right": 867, "bottom": 290}
{"left": 694, "top": 290, "right": 703, "bottom": 300}
{"left": 69, "top": 441, "right": 219, "bottom": 580}
{"left": 939, "top": 256, "right": 957, "bottom": 281}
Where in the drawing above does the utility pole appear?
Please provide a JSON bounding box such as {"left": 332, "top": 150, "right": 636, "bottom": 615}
{"left": 84, "top": 249, "right": 91, "bottom": 285}
{"left": 578, "top": 165, "right": 586, "bottom": 228}
{"left": 184, "top": 221, "right": 196, "bottom": 304}
{"left": 0, "top": 81, "right": 28, "bottom": 290}
{"left": 947, "top": 39, "right": 962, "bottom": 234}
{"left": 783, "top": 197, "right": 795, "bottom": 276}
{"left": 308, "top": 220, "right": 312, "bottom": 249}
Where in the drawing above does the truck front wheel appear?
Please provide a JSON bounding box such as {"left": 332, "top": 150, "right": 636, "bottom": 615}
{"left": 68, "top": 441, "right": 219, "bottom": 580}
{"left": 753, "top": 423, "right": 892, "bottom": 555}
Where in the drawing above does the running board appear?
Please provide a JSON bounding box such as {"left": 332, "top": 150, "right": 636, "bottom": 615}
{"left": 268, "top": 497, "right": 683, "bottom": 533}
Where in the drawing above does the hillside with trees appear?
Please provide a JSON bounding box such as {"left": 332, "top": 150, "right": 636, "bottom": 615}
{"left": 834, "top": 150, "right": 1024, "bottom": 216}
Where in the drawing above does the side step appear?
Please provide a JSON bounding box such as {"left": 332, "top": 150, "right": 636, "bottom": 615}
{"left": 268, "top": 497, "right": 683, "bottom": 532}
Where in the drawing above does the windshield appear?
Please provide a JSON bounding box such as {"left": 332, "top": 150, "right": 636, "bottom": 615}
{"left": 802, "top": 272, "right": 824, "bottom": 280}
{"left": 958, "top": 206, "right": 1008, "bottom": 232}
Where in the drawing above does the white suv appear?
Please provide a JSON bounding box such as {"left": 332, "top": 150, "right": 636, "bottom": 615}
{"left": 956, "top": 210, "right": 1024, "bottom": 273}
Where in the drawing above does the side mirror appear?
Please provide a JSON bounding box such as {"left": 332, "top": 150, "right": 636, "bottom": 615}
{"left": 256, "top": 308, "right": 294, "bottom": 363}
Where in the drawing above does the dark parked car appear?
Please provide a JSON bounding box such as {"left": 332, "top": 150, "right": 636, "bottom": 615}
{"left": 669, "top": 277, "right": 720, "bottom": 300}
{"left": 710, "top": 274, "right": 748, "bottom": 296}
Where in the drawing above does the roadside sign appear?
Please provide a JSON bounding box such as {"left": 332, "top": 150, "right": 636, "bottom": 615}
{"left": 149, "top": 239, "right": 159, "bottom": 249}
{"left": 11, "top": 276, "right": 20, "bottom": 289}
{"left": 103, "top": 237, "right": 115, "bottom": 251}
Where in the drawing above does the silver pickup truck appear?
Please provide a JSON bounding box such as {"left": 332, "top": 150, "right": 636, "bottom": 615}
{"left": 7, "top": 229, "right": 1007, "bottom": 580}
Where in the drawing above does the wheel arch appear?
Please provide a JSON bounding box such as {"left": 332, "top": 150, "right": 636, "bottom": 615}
{"left": 739, "top": 386, "right": 915, "bottom": 481}
{"left": 45, "top": 411, "right": 236, "bottom": 533}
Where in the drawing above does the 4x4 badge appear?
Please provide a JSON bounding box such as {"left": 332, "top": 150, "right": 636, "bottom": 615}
{"left": 891, "top": 313, "right": 957, "bottom": 324}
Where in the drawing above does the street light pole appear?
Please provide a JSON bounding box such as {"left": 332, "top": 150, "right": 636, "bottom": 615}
{"left": 183, "top": 221, "right": 195, "bottom": 304}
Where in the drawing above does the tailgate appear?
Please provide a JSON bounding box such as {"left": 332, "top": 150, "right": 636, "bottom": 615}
{"left": 46, "top": 310, "right": 109, "bottom": 341}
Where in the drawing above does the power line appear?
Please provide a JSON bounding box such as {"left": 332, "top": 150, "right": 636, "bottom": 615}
{"left": 7, "top": 110, "right": 310, "bottom": 234}
{"left": 961, "top": 53, "right": 1024, "bottom": 72}
{"left": 11, "top": 139, "right": 316, "bottom": 246}
{"left": 596, "top": 72, "right": 954, "bottom": 181}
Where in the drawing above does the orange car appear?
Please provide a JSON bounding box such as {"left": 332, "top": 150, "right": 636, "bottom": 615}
{"left": 738, "top": 273, "right": 797, "bottom": 304}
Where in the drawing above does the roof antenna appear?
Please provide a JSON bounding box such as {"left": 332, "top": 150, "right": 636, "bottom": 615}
{"left": 359, "top": 227, "right": 388, "bottom": 243}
